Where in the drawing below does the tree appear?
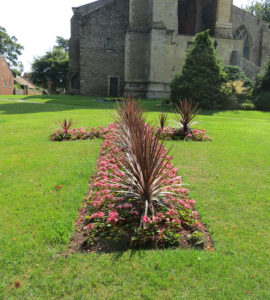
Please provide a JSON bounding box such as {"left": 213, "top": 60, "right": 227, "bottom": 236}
{"left": 252, "top": 58, "right": 270, "bottom": 110}
{"left": 0, "top": 26, "right": 24, "bottom": 75}
{"left": 245, "top": 0, "right": 270, "bottom": 22}
{"left": 30, "top": 40, "right": 69, "bottom": 92}
{"left": 170, "top": 30, "right": 226, "bottom": 108}
{"left": 55, "top": 36, "right": 69, "bottom": 52}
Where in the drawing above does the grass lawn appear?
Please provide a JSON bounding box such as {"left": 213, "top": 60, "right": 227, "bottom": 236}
{"left": 0, "top": 95, "right": 270, "bottom": 299}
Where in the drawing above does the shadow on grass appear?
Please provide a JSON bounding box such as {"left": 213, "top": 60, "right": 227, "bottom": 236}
{"left": 0, "top": 94, "right": 217, "bottom": 115}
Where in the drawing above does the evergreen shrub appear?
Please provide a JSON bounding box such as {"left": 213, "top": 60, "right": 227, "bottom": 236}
{"left": 170, "top": 30, "right": 226, "bottom": 109}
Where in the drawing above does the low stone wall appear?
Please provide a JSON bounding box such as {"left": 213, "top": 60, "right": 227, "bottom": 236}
{"left": 14, "top": 89, "right": 24, "bottom": 95}
{"left": 27, "top": 89, "right": 42, "bottom": 96}
{"left": 14, "top": 88, "right": 42, "bottom": 96}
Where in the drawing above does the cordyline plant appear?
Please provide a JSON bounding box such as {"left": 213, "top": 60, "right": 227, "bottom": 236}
{"left": 81, "top": 97, "right": 211, "bottom": 250}
{"left": 158, "top": 112, "right": 168, "bottom": 130}
{"left": 49, "top": 118, "right": 73, "bottom": 141}
{"left": 173, "top": 99, "right": 201, "bottom": 139}
{"left": 114, "top": 98, "right": 174, "bottom": 229}
{"left": 56, "top": 118, "right": 73, "bottom": 132}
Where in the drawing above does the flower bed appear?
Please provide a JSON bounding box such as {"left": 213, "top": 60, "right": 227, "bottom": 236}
{"left": 155, "top": 127, "right": 210, "bottom": 141}
{"left": 74, "top": 124, "right": 212, "bottom": 252}
{"left": 50, "top": 124, "right": 210, "bottom": 142}
{"left": 50, "top": 125, "right": 114, "bottom": 141}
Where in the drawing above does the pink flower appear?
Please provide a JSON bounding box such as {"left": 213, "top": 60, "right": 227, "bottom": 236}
{"left": 123, "top": 203, "right": 133, "bottom": 208}
{"left": 142, "top": 216, "right": 152, "bottom": 224}
{"left": 130, "top": 210, "right": 139, "bottom": 216}
{"left": 107, "top": 211, "right": 119, "bottom": 224}
{"left": 90, "top": 212, "right": 105, "bottom": 219}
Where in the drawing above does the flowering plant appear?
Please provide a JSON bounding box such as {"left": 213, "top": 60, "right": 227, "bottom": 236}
{"left": 50, "top": 123, "right": 114, "bottom": 141}
{"left": 81, "top": 99, "right": 211, "bottom": 251}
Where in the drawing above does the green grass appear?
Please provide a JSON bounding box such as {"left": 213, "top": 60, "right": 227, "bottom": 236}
{"left": 0, "top": 95, "right": 269, "bottom": 299}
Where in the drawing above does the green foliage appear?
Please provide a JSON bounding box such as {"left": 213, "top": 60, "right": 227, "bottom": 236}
{"left": 170, "top": 30, "right": 226, "bottom": 108}
{"left": 30, "top": 46, "right": 69, "bottom": 92}
{"left": 241, "top": 101, "right": 255, "bottom": 110}
{"left": 0, "top": 26, "right": 24, "bottom": 75}
{"left": 55, "top": 36, "right": 69, "bottom": 52}
{"left": 252, "top": 58, "right": 270, "bottom": 110}
{"left": 245, "top": 0, "right": 270, "bottom": 22}
{"left": 223, "top": 65, "right": 252, "bottom": 87}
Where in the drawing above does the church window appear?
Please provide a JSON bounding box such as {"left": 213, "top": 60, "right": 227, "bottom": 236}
{"left": 178, "top": 0, "right": 217, "bottom": 36}
{"left": 105, "top": 38, "right": 112, "bottom": 50}
{"left": 233, "top": 26, "right": 250, "bottom": 60}
{"left": 178, "top": 0, "right": 197, "bottom": 35}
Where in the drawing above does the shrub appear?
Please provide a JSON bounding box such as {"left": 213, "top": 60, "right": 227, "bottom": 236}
{"left": 170, "top": 30, "right": 226, "bottom": 108}
{"left": 253, "top": 59, "right": 270, "bottom": 110}
{"left": 223, "top": 65, "right": 252, "bottom": 87}
{"left": 253, "top": 91, "right": 270, "bottom": 111}
{"left": 241, "top": 102, "right": 255, "bottom": 111}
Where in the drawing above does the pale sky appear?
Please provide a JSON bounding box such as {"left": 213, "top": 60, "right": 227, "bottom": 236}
{"left": 0, "top": 0, "right": 248, "bottom": 73}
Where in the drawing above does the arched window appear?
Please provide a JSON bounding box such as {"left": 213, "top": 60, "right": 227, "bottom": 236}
{"left": 233, "top": 26, "right": 250, "bottom": 60}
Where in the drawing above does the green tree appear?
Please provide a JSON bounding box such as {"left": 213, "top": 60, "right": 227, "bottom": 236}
{"left": 30, "top": 42, "right": 69, "bottom": 92}
{"left": 55, "top": 36, "right": 69, "bottom": 52}
{"left": 245, "top": 0, "right": 270, "bottom": 22}
{"left": 170, "top": 30, "right": 226, "bottom": 108}
{"left": 252, "top": 58, "right": 270, "bottom": 110}
{"left": 0, "top": 26, "right": 24, "bottom": 75}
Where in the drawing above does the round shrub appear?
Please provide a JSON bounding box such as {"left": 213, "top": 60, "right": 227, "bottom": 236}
{"left": 252, "top": 58, "right": 270, "bottom": 110}
{"left": 253, "top": 91, "right": 270, "bottom": 111}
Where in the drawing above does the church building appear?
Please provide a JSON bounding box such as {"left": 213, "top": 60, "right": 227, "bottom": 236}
{"left": 69, "top": 0, "right": 270, "bottom": 98}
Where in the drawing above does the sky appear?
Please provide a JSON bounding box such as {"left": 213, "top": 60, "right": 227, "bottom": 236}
{"left": 0, "top": 0, "right": 248, "bottom": 73}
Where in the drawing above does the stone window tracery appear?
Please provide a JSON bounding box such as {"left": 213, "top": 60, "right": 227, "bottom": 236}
{"left": 234, "top": 26, "right": 250, "bottom": 60}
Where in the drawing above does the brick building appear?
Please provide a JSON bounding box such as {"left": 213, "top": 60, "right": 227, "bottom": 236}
{"left": 0, "top": 55, "right": 14, "bottom": 95}
{"left": 69, "top": 0, "right": 270, "bottom": 98}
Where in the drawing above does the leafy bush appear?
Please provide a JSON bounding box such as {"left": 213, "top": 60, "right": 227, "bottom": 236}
{"left": 241, "top": 102, "right": 255, "bottom": 111}
{"left": 170, "top": 30, "right": 226, "bottom": 108}
{"left": 222, "top": 66, "right": 253, "bottom": 109}
{"left": 253, "top": 91, "right": 270, "bottom": 111}
{"left": 253, "top": 59, "right": 270, "bottom": 110}
{"left": 223, "top": 65, "right": 252, "bottom": 87}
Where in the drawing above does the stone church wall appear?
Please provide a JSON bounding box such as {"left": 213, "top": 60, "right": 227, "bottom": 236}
{"left": 79, "top": 0, "right": 129, "bottom": 96}
{"left": 232, "top": 5, "right": 270, "bottom": 70}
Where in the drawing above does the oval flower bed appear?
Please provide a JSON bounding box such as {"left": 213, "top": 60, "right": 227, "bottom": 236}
{"left": 70, "top": 99, "right": 213, "bottom": 252}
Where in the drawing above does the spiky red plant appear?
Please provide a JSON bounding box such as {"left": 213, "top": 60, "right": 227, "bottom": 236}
{"left": 173, "top": 100, "right": 200, "bottom": 137}
{"left": 115, "top": 98, "right": 173, "bottom": 228}
{"left": 56, "top": 118, "right": 73, "bottom": 133}
{"left": 158, "top": 112, "right": 168, "bottom": 130}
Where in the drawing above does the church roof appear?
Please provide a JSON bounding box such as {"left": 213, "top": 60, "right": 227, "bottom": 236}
{"left": 72, "top": 0, "right": 115, "bottom": 16}
{"left": 15, "top": 77, "right": 36, "bottom": 89}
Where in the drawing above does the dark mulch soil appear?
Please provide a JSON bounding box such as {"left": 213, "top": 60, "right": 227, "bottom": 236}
{"left": 67, "top": 202, "right": 215, "bottom": 254}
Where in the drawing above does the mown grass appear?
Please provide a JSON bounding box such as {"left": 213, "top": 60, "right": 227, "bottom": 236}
{"left": 0, "top": 95, "right": 270, "bottom": 299}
